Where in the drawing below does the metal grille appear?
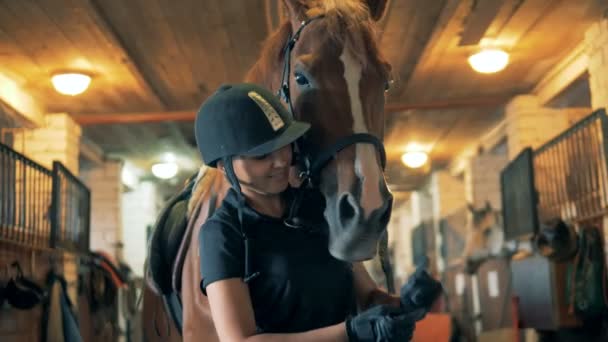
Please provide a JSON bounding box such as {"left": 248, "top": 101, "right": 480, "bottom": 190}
{"left": 51, "top": 161, "right": 91, "bottom": 252}
{"left": 533, "top": 109, "right": 608, "bottom": 223}
{"left": 501, "top": 147, "right": 538, "bottom": 240}
{"left": 0, "top": 142, "right": 54, "bottom": 248}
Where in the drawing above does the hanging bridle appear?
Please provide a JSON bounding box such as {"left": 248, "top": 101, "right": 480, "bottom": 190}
{"left": 277, "top": 16, "right": 387, "bottom": 186}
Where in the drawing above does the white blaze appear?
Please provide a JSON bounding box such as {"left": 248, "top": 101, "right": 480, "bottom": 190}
{"left": 340, "top": 49, "right": 383, "bottom": 220}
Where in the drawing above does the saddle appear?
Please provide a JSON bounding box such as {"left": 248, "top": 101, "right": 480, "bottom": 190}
{"left": 146, "top": 178, "right": 195, "bottom": 296}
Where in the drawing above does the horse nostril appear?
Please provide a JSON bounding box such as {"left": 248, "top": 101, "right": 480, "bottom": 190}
{"left": 338, "top": 193, "right": 358, "bottom": 224}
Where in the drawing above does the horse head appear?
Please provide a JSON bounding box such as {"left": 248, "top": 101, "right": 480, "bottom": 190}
{"left": 465, "top": 201, "right": 504, "bottom": 258}
{"left": 246, "top": 0, "right": 393, "bottom": 261}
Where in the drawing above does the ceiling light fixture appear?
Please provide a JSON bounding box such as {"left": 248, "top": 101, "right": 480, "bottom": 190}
{"left": 151, "top": 162, "right": 179, "bottom": 179}
{"left": 468, "top": 48, "right": 509, "bottom": 74}
{"left": 401, "top": 151, "right": 428, "bottom": 169}
{"left": 51, "top": 72, "right": 92, "bottom": 96}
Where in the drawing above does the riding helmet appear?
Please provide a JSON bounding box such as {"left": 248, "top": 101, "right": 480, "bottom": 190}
{"left": 194, "top": 83, "right": 310, "bottom": 167}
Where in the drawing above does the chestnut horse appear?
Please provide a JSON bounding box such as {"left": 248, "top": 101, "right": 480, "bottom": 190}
{"left": 144, "top": 1, "right": 394, "bottom": 340}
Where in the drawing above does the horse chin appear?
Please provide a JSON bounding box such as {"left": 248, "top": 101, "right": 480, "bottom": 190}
{"left": 327, "top": 235, "right": 379, "bottom": 262}
{"left": 321, "top": 185, "right": 391, "bottom": 262}
{"left": 323, "top": 203, "right": 384, "bottom": 261}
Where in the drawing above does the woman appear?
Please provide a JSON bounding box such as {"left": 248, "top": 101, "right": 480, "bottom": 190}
{"left": 194, "top": 83, "right": 440, "bottom": 341}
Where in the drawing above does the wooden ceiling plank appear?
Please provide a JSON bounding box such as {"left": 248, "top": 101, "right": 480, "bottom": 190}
{"left": 149, "top": 0, "right": 207, "bottom": 108}
{"left": 153, "top": 0, "right": 221, "bottom": 107}
{"left": 216, "top": 0, "right": 256, "bottom": 82}
{"left": 484, "top": 0, "right": 522, "bottom": 38}
{"left": 92, "top": 0, "right": 181, "bottom": 108}
{"left": 399, "top": 0, "right": 471, "bottom": 101}
{"left": 35, "top": 0, "right": 141, "bottom": 112}
{"left": 382, "top": 0, "right": 429, "bottom": 100}
{"left": 459, "top": 0, "right": 505, "bottom": 46}
{"left": 84, "top": 0, "right": 168, "bottom": 110}
{"left": 0, "top": 1, "right": 87, "bottom": 90}
{"left": 495, "top": 0, "right": 557, "bottom": 47}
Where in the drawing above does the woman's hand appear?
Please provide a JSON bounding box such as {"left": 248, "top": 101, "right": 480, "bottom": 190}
{"left": 400, "top": 268, "right": 443, "bottom": 319}
{"left": 345, "top": 305, "right": 422, "bottom": 342}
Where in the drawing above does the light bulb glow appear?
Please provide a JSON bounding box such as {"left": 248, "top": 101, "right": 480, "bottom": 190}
{"left": 468, "top": 49, "right": 509, "bottom": 74}
{"left": 51, "top": 73, "right": 91, "bottom": 96}
{"left": 401, "top": 151, "right": 428, "bottom": 169}
{"left": 151, "top": 162, "right": 179, "bottom": 179}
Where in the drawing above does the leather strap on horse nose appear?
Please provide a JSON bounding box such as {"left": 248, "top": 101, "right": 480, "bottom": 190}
{"left": 305, "top": 133, "right": 387, "bottom": 181}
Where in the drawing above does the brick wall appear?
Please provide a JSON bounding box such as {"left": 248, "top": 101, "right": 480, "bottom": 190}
{"left": 505, "top": 95, "right": 570, "bottom": 161}
{"left": 81, "top": 160, "right": 123, "bottom": 260}
{"left": 12, "top": 113, "right": 81, "bottom": 174}
{"left": 433, "top": 171, "right": 466, "bottom": 217}
{"left": 465, "top": 154, "right": 509, "bottom": 210}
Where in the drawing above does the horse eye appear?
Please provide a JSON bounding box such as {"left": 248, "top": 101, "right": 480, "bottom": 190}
{"left": 384, "top": 79, "right": 392, "bottom": 92}
{"left": 294, "top": 72, "right": 310, "bottom": 87}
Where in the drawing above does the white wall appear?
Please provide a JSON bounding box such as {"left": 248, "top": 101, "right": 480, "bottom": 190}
{"left": 121, "top": 181, "right": 158, "bottom": 277}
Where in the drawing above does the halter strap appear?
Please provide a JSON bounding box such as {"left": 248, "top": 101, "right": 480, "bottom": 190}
{"left": 308, "top": 133, "right": 387, "bottom": 179}
{"left": 278, "top": 15, "right": 325, "bottom": 118}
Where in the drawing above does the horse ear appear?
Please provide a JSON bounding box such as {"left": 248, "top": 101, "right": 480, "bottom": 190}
{"left": 467, "top": 203, "right": 476, "bottom": 214}
{"left": 485, "top": 200, "right": 492, "bottom": 211}
{"left": 364, "top": 0, "right": 389, "bottom": 21}
{"left": 282, "top": 0, "right": 307, "bottom": 28}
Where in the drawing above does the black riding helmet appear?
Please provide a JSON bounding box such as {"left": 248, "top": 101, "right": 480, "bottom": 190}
{"left": 195, "top": 83, "right": 310, "bottom": 168}
{"left": 194, "top": 83, "right": 311, "bottom": 283}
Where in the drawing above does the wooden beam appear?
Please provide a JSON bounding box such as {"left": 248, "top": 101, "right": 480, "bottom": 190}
{"left": 72, "top": 96, "right": 511, "bottom": 125}
{"left": 533, "top": 41, "right": 588, "bottom": 105}
{"left": 84, "top": 0, "right": 168, "bottom": 109}
{"left": 459, "top": 0, "right": 505, "bottom": 46}
{"left": 0, "top": 72, "right": 45, "bottom": 127}
{"left": 71, "top": 110, "right": 195, "bottom": 125}
{"left": 386, "top": 95, "right": 510, "bottom": 113}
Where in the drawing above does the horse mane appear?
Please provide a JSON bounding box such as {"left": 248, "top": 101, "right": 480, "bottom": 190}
{"left": 245, "top": 0, "right": 391, "bottom": 85}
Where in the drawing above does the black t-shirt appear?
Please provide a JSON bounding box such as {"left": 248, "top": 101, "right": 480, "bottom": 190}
{"left": 199, "top": 188, "right": 356, "bottom": 333}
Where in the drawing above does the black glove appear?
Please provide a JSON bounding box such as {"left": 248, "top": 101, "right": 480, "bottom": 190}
{"left": 345, "top": 304, "right": 422, "bottom": 342}
{"left": 400, "top": 268, "right": 443, "bottom": 318}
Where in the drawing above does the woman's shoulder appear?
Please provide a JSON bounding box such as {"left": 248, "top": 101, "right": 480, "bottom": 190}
{"left": 201, "top": 204, "right": 241, "bottom": 237}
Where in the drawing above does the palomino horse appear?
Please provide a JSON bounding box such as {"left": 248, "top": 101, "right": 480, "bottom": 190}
{"left": 462, "top": 201, "right": 504, "bottom": 273}
{"left": 144, "top": 1, "right": 394, "bottom": 340}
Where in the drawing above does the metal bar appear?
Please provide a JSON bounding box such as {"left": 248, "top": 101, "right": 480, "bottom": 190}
{"left": 557, "top": 134, "right": 571, "bottom": 219}
{"left": 600, "top": 110, "right": 608, "bottom": 211}
{"left": 0, "top": 144, "right": 5, "bottom": 234}
{"left": 581, "top": 125, "right": 596, "bottom": 217}
{"left": 26, "top": 161, "right": 32, "bottom": 245}
{"left": 50, "top": 162, "right": 60, "bottom": 249}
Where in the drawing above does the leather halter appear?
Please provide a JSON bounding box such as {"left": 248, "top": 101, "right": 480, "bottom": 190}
{"left": 277, "top": 16, "right": 387, "bottom": 185}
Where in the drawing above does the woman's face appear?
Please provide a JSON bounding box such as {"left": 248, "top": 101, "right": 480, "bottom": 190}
{"left": 230, "top": 144, "right": 293, "bottom": 196}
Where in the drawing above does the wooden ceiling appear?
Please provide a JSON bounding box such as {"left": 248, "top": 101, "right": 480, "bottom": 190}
{"left": 0, "top": 0, "right": 603, "bottom": 185}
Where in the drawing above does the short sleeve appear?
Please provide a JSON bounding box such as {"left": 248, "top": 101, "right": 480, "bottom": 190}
{"left": 199, "top": 219, "right": 244, "bottom": 294}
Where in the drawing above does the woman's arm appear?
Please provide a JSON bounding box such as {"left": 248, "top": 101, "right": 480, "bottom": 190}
{"left": 206, "top": 278, "right": 348, "bottom": 342}
{"left": 352, "top": 262, "right": 401, "bottom": 310}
